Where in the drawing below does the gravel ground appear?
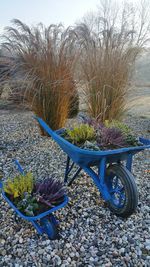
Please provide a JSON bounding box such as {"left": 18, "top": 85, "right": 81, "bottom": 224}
{"left": 0, "top": 110, "right": 150, "bottom": 267}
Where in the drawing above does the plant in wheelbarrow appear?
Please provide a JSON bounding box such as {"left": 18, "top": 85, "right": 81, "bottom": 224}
{"left": 3, "top": 172, "right": 66, "bottom": 239}
{"left": 57, "top": 118, "right": 142, "bottom": 218}
{"left": 62, "top": 119, "right": 141, "bottom": 151}
{"left": 35, "top": 115, "right": 150, "bottom": 219}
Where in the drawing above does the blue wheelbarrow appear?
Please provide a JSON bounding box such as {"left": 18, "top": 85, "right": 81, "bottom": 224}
{"left": 0, "top": 160, "right": 68, "bottom": 239}
{"left": 35, "top": 117, "right": 150, "bottom": 218}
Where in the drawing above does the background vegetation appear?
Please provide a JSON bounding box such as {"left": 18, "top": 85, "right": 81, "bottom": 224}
{"left": 0, "top": 0, "right": 150, "bottom": 131}
{"left": 1, "top": 21, "right": 79, "bottom": 132}
{"left": 75, "top": 0, "right": 150, "bottom": 121}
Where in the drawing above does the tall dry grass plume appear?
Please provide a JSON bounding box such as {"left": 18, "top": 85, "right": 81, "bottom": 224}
{"left": 2, "top": 20, "right": 78, "bottom": 132}
{"left": 75, "top": 0, "right": 149, "bottom": 121}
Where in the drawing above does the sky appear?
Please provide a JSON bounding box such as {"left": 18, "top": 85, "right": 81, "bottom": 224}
{"left": 0, "top": 0, "right": 99, "bottom": 32}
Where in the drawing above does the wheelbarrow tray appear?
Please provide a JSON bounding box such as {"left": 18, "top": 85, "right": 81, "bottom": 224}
{"left": 0, "top": 158, "right": 68, "bottom": 239}
{"left": 1, "top": 190, "right": 68, "bottom": 221}
{"left": 36, "top": 117, "right": 150, "bottom": 166}
{"left": 35, "top": 117, "right": 150, "bottom": 218}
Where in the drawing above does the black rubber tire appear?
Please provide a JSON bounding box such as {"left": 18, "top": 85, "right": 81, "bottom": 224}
{"left": 105, "top": 164, "right": 138, "bottom": 218}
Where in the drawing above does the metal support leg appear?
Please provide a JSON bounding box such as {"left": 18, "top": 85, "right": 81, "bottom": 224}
{"left": 64, "top": 156, "right": 70, "bottom": 183}
{"left": 31, "top": 220, "right": 44, "bottom": 235}
{"left": 126, "top": 154, "right": 133, "bottom": 172}
{"left": 68, "top": 167, "right": 82, "bottom": 186}
{"left": 64, "top": 156, "right": 82, "bottom": 186}
{"left": 99, "top": 157, "right": 106, "bottom": 185}
{"left": 83, "top": 157, "right": 110, "bottom": 201}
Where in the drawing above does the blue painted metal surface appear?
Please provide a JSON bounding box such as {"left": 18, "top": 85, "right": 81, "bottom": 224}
{"left": 0, "top": 160, "right": 68, "bottom": 239}
{"left": 1, "top": 190, "right": 68, "bottom": 221}
{"left": 106, "top": 172, "right": 125, "bottom": 208}
{"left": 13, "top": 159, "right": 24, "bottom": 175}
{"left": 35, "top": 117, "right": 150, "bottom": 205}
{"left": 35, "top": 117, "right": 150, "bottom": 166}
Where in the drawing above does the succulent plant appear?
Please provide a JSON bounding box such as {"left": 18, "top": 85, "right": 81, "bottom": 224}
{"left": 125, "top": 134, "right": 139, "bottom": 146}
{"left": 16, "top": 192, "right": 39, "bottom": 216}
{"left": 82, "top": 140, "right": 100, "bottom": 151}
{"left": 34, "top": 177, "right": 65, "bottom": 207}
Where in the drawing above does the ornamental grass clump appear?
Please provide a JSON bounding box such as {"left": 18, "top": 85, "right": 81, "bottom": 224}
{"left": 2, "top": 20, "right": 78, "bottom": 132}
{"left": 4, "top": 173, "right": 65, "bottom": 216}
{"left": 75, "top": 0, "right": 150, "bottom": 121}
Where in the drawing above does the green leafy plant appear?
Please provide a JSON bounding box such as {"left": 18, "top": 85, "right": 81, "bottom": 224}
{"left": 125, "top": 134, "right": 139, "bottom": 146}
{"left": 4, "top": 172, "right": 34, "bottom": 199}
{"left": 63, "top": 115, "right": 140, "bottom": 149}
{"left": 16, "top": 193, "right": 39, "bottom": 216}
{"left": 4, "top": 171, "right": 66, "bottom": 216}
{"left": 65, "top": 124, "right": 95, "bottom": 145}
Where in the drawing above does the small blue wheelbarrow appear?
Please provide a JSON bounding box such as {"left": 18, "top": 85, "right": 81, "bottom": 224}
{"left": 35, "top": 117, "right": 150, "bottom": 218}
{"left": 0, "top": 160, "right": 68, "bottom": 239}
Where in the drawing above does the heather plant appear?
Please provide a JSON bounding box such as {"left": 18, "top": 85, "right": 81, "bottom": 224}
{"left": 81, "top": 115, "right": 104, "bottom": 131}
{"left": 4, "top": 172, "right": 34, "bottom": 199}
{"left": 65, "top": 124, "right": 95, "bottom": 145}
{"left": 63, "top": 114, "right": 140, "bottom": 149}
{"left": 4, "top": 172, "right": 66, "bottom": 216}
{"left": 34, "top": 177, "right": 65, "bottom": 207}
{"left": 97, "top": 127, "right": 127, "bottom": 150}
{"left": 104, "top": 120, "right": 132, "bottom": 136}
{"left": 104, "top": 120, "right": 138, "bottom": 146}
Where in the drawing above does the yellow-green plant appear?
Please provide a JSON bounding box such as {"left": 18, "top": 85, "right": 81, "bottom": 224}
{"left": 4, "top": 172, "right": 34, "bottom": 199}
{"left": 66, "top": 124, "right": 95, "bottom": 145}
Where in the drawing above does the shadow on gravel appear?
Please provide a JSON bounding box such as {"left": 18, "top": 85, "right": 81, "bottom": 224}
{"left": 0, "top": 100, "right": 28, "bottom": 115}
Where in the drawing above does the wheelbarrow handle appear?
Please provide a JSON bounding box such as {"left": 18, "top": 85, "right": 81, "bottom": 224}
{"left": 0, "top": 181, "right": 3, "bottom": 189}
{"left": 13, "top": 159, "right": 24, "bottom": 175}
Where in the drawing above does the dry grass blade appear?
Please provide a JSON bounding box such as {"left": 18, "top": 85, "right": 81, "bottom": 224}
{"left": 2, "top": 20, "right": 79, "bottom": 132}
{"left": 75, "top": 0, "right": 147, "bottom": 122}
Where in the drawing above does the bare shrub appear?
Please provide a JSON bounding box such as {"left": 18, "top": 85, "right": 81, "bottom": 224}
{"left": 2, "top": 20, "right": 79, "bottom": 132}
{"left": 75, "top": 0, "right": 150, "bottom": 121}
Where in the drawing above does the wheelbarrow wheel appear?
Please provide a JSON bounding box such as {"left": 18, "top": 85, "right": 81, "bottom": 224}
{"left": 40, "top": 215, "right": 59, "bottom": 240}
{"left": 105, "top": 164, "right": 138, "bottom": 218}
